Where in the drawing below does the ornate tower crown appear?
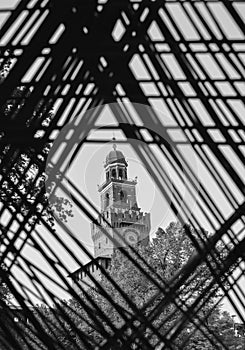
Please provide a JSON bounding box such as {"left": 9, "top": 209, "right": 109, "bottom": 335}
{"left": 102, "top": 140, "right": 128, "bottom": 184}
{"left": 105, "top": 141, "right": 127, "bottom": 167}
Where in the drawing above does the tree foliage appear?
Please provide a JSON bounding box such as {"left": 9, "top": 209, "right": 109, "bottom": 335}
{"left": 0, "top": 50, "right": 73, "bottom": 228}
{"left": 0, "top": 264, "right": 12, "bottom": 304}
{"left": 6, "top": 222, "right": 243, "bottom": 349}
{"left": 0, "top": 50, "right": 74, "bottom": 344}
{"left": 80, "top": 222, "right": 242, "bottom": 349}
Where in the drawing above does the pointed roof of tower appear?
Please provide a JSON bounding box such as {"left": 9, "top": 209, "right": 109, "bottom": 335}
{"left": 105, "top": 138, "right": 127, "bottom": 167}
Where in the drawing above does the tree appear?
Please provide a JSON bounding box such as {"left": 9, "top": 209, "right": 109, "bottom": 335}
{"left": 79, "top": 222, "right": 241, "bottom": 349}
{"left": 0, "top": 49, "right": 73, "bottom": 228}
{"left": 0, "top": 50, "right": 74, "bottom": 348}
{"left": 12, "top": 222, "right": 242, "bottom": 349}
{"left": 0, "top": 264, "right": 12, "bottom": 304}
{"left": 184, "top": 309, "right": 245, "bottom": 350}
{"left": 13, "top": 301, "right": 99, "bottom": 350}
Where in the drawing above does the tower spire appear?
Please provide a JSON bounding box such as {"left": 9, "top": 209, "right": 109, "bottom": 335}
{"left": 112, "top": 131, "right": 117, "bottom": 151}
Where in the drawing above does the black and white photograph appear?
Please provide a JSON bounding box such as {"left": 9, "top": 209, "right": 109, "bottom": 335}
{"left": 0, "top": 0, "right": 244, "bottom": 349}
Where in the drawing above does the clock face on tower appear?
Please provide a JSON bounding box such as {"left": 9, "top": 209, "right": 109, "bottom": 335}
{"left": 124, "top": 230, "right": 138, "bottom": 245}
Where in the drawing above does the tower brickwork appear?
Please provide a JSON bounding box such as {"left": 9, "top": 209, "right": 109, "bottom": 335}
{"left": 91, "top": 143, "right": 151, "bottom": 258}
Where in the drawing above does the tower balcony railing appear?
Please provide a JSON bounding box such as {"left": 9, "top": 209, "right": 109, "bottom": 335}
{"left": 109, "top": 210, "right": 150, "bottom": 223}
{"left": 117, "top": 213, "right": 149, "bottom": 224}
{"left": 98, "top": 177, "right": 137, "bottom": 191}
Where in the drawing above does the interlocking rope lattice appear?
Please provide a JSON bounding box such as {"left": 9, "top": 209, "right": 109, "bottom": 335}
{"left": 0, "top": 0, "right": 245, "bottom": 349}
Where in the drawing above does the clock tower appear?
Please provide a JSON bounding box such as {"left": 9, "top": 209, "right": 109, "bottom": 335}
{"left": 91, "top": 142, "right": 151, "bottom": 258}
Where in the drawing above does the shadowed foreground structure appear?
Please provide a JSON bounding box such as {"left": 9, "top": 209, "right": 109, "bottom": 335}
{"left": 0, "top": 0, "right": 245, "bottom": 349}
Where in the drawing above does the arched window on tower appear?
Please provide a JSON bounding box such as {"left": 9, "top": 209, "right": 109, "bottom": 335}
{"left": 105, "top": 193, "right": 109, "bottom": 207}
{"left": 106, "top": 171, "right": 109, "bottom": 181}
{"left": 112, "top": 168, "right": 116, "bottom": 178}
{"left": 120, "top": 190, "right": 127, "bottom": 202}
{"left": 119, "top": 168, "right": 123, "bottom": 179}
